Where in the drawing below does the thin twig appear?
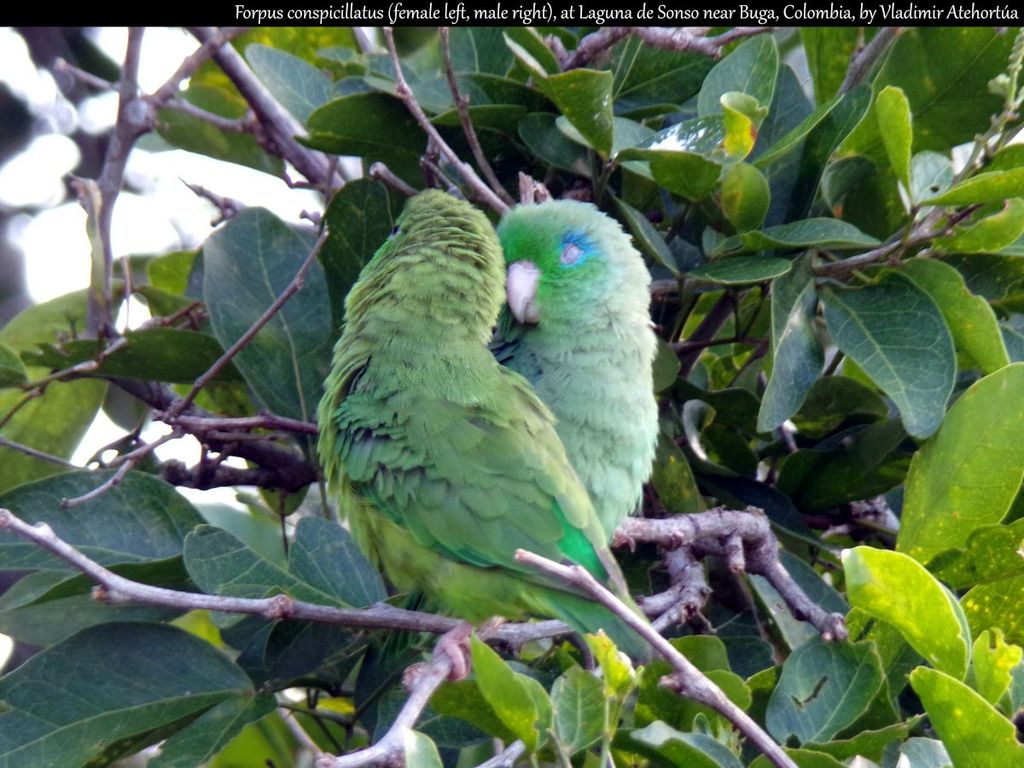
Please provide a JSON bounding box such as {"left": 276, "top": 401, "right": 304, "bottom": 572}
{"left": 316, "top": 624, "right": 475, "bottom": 767}
{"left": 839, "top": 28, "right": 901, "bottom": 95}
{"left": 382, "top": 27, "right": 508, "bottom": 215}
{"left": 438, "top": 28, "right": 514, "bottom": 206}
{"left": 368, "top": 162, "right": 417, "bottom": 196}
{"left": 162, "top": 98, "right": 251, "bottom": 133}
{"left": 515, "top": 548, "right": 798, "bottom": 768}
{"left": 61, "top": 431, "right": 181, "bottom": 508}
{"left": 181, "top": 179, "right": 244, "bottom": 224}
{"left": 164, "top": 412, "right": 318, "bottom": 436}
{"left": 0, "top": 436, "right": 78, "bottom": 468}
{"left": 474, "top": 741, "right": 527, "bottom": 768}
{"left": 52, "top": 57, "right": 116, "bottom": 91}
{"left": 164, "top": 228, "right": 330, "bottom": 419}
{"left": 149, "top": 27, "right": 246, "bottom": 103}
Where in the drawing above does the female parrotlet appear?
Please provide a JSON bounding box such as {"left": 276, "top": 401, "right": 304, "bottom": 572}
{"left": 317, "top": 190, "right": 646, "bottom": 659}
{"left": 492, "top": 200, "right": 659, "bottom": 540}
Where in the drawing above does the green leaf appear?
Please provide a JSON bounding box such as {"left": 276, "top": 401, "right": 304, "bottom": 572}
{"left": 698, "top": 35, "right": 778, "bottom": 118}
{"left": 932, "top": 518, "right": 1024, "bottom": 589}
{"left": 963, "top": 574, "right": 1024, "bottom": 647}
{"left": 943, "top": 253, "right": 1024, "bottom": 313}
{"left": 306, "top": 92, "right": 425, "bottom": 172}
{"left": 288, "top": 518, "right": 386, "bottom": 608}
{"left": 470, "top": 636, "right": 545, "bottom": 750}
{"left": 875, "top": 86, "right": 913, "bottom": 191}
{"left": 972, "top": 629, "right": 1023, "bottom": 706}
{"left": 800, "top": 28, "right": 859, "bottom": 103}
{"left": 910, "top": 151, "right": 954, "bottom": 205}
{"left": 721, "top": 162, "right": 770, "bottom": 232}
{"left": 321, "top": 178, "right": 394, "bottom": 329}
{"left": 448, "top": 28, "right": 514, "bottom": 75}
{"left": 720, "top": 92, "right": 763, "bottom": 160}
{"left": 939, "top": 198, "right": 1024, "bottom": 253}
{"left": 431, "top": 680, "right": 517, "bottom": 744}
{"left": 805, "top": 721, "right": 916, "bottom": 762}
{"left": 923, "top": 168, "right": 1024, "bottom": 206}
{"left": 552, "top": 666, "right": 604, "bottom": 754}
{"left": 616, "top": 721, "right": 743, "bottom": 768}
{"left": 612, "top": 197, "right": 677, "bottom": 275}
{"left": 753, "top": 93, "right": 843, "bottom": 169}
{"left": 203, "top": 208, "right": 333, "bottom": 423}
{"left": 518, "top": 112, "right": 590, "bottom": 176}
{"left": 148, "top": 693, "right": 277, "bottom": 768}
{"left": 650, "top": 433, "right": 704, "bottom": 514}
{"left": 635, "top": 149, "right": 722, "bottom": 201}
{"left": 610, "top": 37, "right": 713, "bottom": 117}
{"left": 185, "top": 525, "right": 354, "bottom": 607}
{"left": 156, "top": 85, "right": 282, "bottom": 176}
{"left": 23, "top": 328, "right": 240, "bottom": 384}
{"left": 0, "top": 470, "right": 203, "bottom": 572}
{"left": 0, "top": 343, "right": 27, "bottom": 388}
{"left": 400, "top": 731, "right": 443, "bottom": 768}
{"left": 538, "top": 69, "right": 614, "bottom": 156}
{"left": 502, "top": 28, "right": 559, "bottom": 77}
{"left": 910, "top": 667, "right": 1024, "bottom": 767}
{"left": 735, "top": 218, "right": 879, "bottom": 253}
{"left": 245, "top": 43, "right": 332, "bottom": 124}
{"left": 897, "top": 364, "right": 1024, "bottom": 561}
{"left": 759, "top": 256, "right": 823, "bottom": 432}
{"left": 586, "top": 632, "right": 635, "bottom": 698}
{"left": 0, "top": 623, "right": 254, "bottom": 768}
{"left": 766, "top": 638, "right": 884, "bottom": 745}
{"left": 791, "top": 375, "right": 889, "bottom": 437}
{"left": 896, "top": 738, "right": 953, "bottom": 768}
{"left": 843, "top": 547, "right": 970, "bottom": 678}
{"left": 748, "top": 749, "right": 847, "bottom": 768}
{"left": 901, "top": 258, "right": 1009, "bottom": 374}
{"left": 822, "top": 272, "right": 955, "bottom": 439}
{"left": 686, "top": 256, "right": 792, "bottom": 285}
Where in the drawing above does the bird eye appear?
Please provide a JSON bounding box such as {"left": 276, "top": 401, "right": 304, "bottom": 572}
{"left": 390, "top": 225, "right": 401, "bottom": 237}
{"left": 560, "top": 242, "right": 584, "bottom": 266}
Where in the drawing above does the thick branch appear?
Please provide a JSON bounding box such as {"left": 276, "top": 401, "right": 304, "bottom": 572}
{"left": 516, "top": 548, "right": 798, "bottom": 768}
{"left": 839, "top": 28, "right": 901, "bottom": 94}
{"left": 616, "top": 509, "right": 847, "bottom": 641}
{"left": 189, "top": 27, "right": 337, "bottom": 191}
{"left": 564, "top": 27, "right": 772, "bottom": 69}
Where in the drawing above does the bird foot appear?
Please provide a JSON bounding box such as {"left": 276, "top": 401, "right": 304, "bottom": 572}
{"left": 433, "top": 621, "right": 474, "bottom": 681}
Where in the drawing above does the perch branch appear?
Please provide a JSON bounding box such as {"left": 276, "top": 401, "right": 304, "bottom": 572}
{"left": 0, "top": 507, "right": 569, "bottom": 645}
{"left": 382, "top": 27, "right": 509, "bottom": 215}
{"left": 839, "top": 27, "right": 901, "bottom": 94}
{"left": 368, "top": 162, "right": 417, "bottom": 196}
{"left": 474, "top": 741, "right": 527, "bottom": 768}
{"left": 438, "top": 28, "right": 514, "bottom": 206}
{"left": 616, "top": 508, "right": 847, "bottom": 641}
{"left": 515, "top": 548, "right": 798, "bottom": 768}
{"left": 563, "top": 27, "right": 773, "bottom": 69}
{"left": 181, "top": 180, "right": 244, "bottom": 224}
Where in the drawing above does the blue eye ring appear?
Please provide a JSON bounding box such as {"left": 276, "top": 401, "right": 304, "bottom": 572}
{"left": 559, "top": 232, "right": 593, "bottom": 267}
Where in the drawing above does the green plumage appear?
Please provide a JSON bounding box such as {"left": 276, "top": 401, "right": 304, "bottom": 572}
{"left": 318, "top": 190, "right": 645, "bottom": 658}
{"left": 493, "top": 200, "right": 659, "bottom": 539}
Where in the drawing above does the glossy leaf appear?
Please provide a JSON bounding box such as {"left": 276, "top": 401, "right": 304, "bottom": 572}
{"left": 910, "top": 151, "right": 954, "bottom": 204}
{"left": 720, "top": 161, "right": 770, "bottom": 232}
{"left": 791, "top": 375, "right": 889, "bottom": 437}
{"left": 876, "top": 86, "right": 913, "bottom": 191}
{"left": 800, "top": 28, "right": 858, "bottom": 103}
{"left": 759, "top": 256, "right": 822, "bottom": 432}
{"left": 306, "top": 92, "right": 425, "bottom": 171}
{"left": 738, "top": 218, "right": 879, "bottom": 252}
{"left": 822, "top": 272, "right": 955, "bottom": 439}
{"left": 613, "top": 197, "right": 677, "bottom": 275}
{"left": 897, "top": 364, "right": 1024, "bottom": 562}
{"left": 203, "top": 208, "right": 333, "bottom": 423}
{"left": 910, "top": 667, "right": 1024, "bottom": 767}
{"left": 923, "top": 168, "right": 1024, "bottom": 206}
{"left": 972, "top": 629, "right": 1023, "bottom": 706}
{"left": 610, "top": 37, "right": 712, "bottom": 117}
{"left": 698, "top": 35, "right": 778, "bottom": 118}
{"left": 552, "top": 666, "right": 604, "bottom": 754}
{"left": 518, "top": 112, "right": 590, "bottom": 176}
{"left": 686, "top": 257, "right": 791, "bottom": 285}
{"left": 650, "top": 433, "right": 704, "bottom": 514}
{"left": 939, "top": 198, "right": 1024, "bottom": 253}
{"left": 245, "top": 43, "right": 332, "bottom": 123}
{"left": 844, "top": 547, "right": 970, "bottom": 679}
{"left": 321, "top": 178, "right": 394, "bottom": 328}
{"left": 538, "top": 69, "right": 614, "bottom": 156}
{"left": 617, "top": 721, "right": 743, "bottom": 768}
{"left": 766, "top": 638, "right": 884, "bottom": 744}
{"left": 288, "top": 517, "right": 386, "bottom": 608}
{"left": 901, "top": 258, "right": 1009, "bottom": 374}
{"left": 0, "top": 623, "right": 254, "bottom": 767}
{"left": 470, "top": 636, "right": 547, "bottom": 750}
{"left": 0, "top": 343, "right": 26, "bottom": 388}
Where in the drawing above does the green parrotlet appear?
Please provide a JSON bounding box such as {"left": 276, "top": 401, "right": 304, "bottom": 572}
{"left": 318, "top": 190, "right": 646, "bottom": 658}
{"left": 492, "top": 200, "right": 659, "bottom": 539}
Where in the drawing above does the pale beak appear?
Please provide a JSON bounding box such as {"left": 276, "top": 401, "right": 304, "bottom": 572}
{"left": 507, "top": 260, "right": 541, "bottom": 324}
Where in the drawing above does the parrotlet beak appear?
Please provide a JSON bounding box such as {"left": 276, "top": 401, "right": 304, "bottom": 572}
{"left": 507, "top": 260, "right": 541, "bottom": 324}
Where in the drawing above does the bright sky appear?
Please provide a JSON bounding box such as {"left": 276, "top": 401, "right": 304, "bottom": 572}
{"left": 0, "top": 28, "right": 335, "bottom": 670}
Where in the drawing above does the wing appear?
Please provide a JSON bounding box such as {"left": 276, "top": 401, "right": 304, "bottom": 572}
{"left": 490, "top": 304, "right": 543, "bottom": 383}
{"left": 331, "top": 367, "right": 612, "bottom": 584}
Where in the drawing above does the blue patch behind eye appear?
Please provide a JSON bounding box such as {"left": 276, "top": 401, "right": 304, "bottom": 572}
{"left": 560, "top": 232, "right": 595, "bottom": 267}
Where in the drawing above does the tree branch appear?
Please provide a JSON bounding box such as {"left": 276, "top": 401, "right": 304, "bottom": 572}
{"left": 839, "top": 27, "right": 901, "bottom": 95}
{"left": 515, "top": 548, "right": 798, "bottom": 768}
{"left": 189, "top": 26, "right": 338, "bottom": 192}
{"left": 382, "top": 27, "right": 509, "bottom": 215}
{"left": 563, "top": 27, "right": 773, "bottom": 70}
{"left": 616, "top": 509, "right": 847, "bottom": 641}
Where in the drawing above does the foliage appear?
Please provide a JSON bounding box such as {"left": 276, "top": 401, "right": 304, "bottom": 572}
{"left": 2, "top": 24, "right": 1024, "bottom": 768}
